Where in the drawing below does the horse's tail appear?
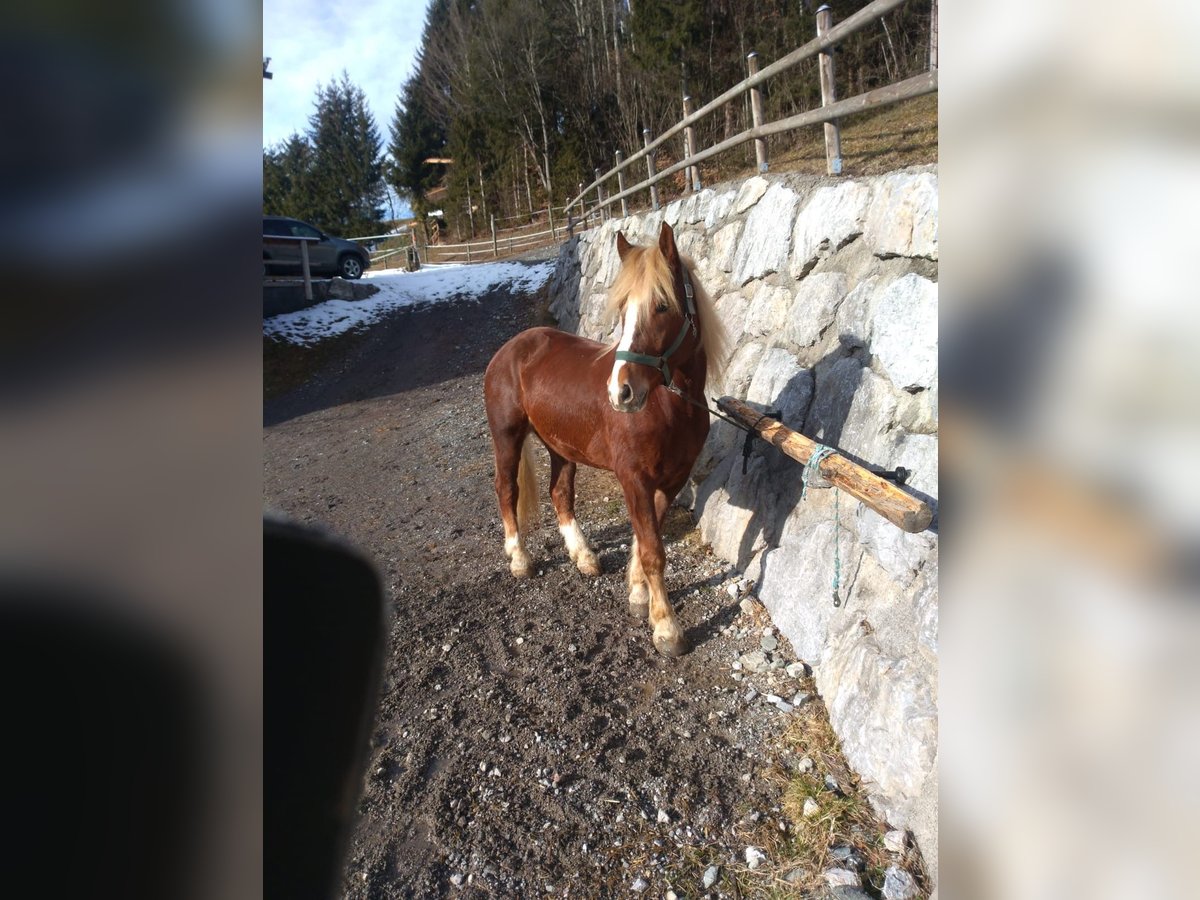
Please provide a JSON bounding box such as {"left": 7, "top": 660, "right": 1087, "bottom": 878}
{"left": 516, "top": 433, "right": 539, "bottom": 537}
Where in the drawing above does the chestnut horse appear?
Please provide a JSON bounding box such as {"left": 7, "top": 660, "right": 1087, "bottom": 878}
{"left": 483, "top": 222, "right": 726, "bottom": 657}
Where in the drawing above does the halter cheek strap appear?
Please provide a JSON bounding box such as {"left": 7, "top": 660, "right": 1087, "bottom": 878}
{"left": 614, "top": 267, "right": 698, "bottom": 390}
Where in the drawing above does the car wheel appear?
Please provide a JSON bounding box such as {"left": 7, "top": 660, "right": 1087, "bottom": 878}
{"left": 339, "top": 254, "right": 364, "bottom": 279}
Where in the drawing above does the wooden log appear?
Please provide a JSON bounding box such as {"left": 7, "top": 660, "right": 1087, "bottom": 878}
{"left": 717, "top": 396, "right": 933, "bottom": 533}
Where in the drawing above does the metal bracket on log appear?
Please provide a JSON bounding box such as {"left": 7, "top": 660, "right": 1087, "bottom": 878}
{"left": 716, "top": 396, "right": 934, "bottom": 533}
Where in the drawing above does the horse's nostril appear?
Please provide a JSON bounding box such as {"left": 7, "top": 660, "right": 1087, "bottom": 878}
{"left": 619, "top": 383, "right": 632, "bottom": 403}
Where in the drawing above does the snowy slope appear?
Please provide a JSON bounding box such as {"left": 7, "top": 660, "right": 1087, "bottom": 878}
{"left": 263, "top": 261, "right": 555, "bottom": 346}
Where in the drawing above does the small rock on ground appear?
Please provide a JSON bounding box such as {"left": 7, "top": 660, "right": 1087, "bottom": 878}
{"left": 823, "top": 867, "right": 862, "bottom": 888}
{"left": 702, "top": 864, "right": 721, "bottom": 888}
{"left": 882, "top": 865, "right": 919, "bottom": 900}
{"left": 803, "top": 797, "right": 821, "bottom": 818}
{"left": 745, "top": 846, "right": 767, "bottom": 869}
{"left": 884, "top": 829, "right": 908, "bottom": 853}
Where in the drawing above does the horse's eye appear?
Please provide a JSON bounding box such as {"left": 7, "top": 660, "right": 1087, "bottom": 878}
{"left": 655, "top": 301, "right": 668, "bottom": 314}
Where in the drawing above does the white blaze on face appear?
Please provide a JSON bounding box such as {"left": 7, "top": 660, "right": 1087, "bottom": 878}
{"left": 607, "top": 301, "right": 641, "bottom": 406}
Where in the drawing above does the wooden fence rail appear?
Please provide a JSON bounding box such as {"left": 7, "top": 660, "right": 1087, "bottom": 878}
{"left": 566, "top": 0, "right": 936, "bottom": 232}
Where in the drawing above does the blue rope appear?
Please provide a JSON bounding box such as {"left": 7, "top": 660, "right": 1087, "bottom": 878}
{"left": 800, "top": 444, "right": 843, "bottom": 608}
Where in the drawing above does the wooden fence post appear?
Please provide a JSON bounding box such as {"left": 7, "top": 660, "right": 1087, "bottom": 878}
{"left": 466, "top": 239, "right": 472, "bottom": 262}
{"left": 615, "top": 151, "right": 628, "bottom": 218}
{"left": 594, "top": 168, "right": 606, "bottom": 220}
{"left": 549, "top": 205, "right": 557, "bottom": 240}
{"left": 930, "top": 0, "right": 938, "bottom": 71}
{"left": 491, "top": 215, "right": 498, "bottom": 258}
{"left": 682, "top": 94, "right": 701, "bottom": 191}
{"left": 643, "top": 128, "right": 660, "bottom": 211}
{"left": 299, "top": 238, "right": 312, "bottom": 301}
{"left": 747, "top": 52, "right": 769, "bottom": 172}
{"left": 816, "top": 5, "right": 844, "bottom": 175}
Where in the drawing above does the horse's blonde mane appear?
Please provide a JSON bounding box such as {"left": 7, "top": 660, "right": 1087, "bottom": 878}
{"left": 601, "top": 242, "right": 727, "bottom": 381}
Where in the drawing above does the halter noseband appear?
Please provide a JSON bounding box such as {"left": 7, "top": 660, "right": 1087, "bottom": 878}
{"left": 614, "top": 266, "right": 698, "bottom": 390}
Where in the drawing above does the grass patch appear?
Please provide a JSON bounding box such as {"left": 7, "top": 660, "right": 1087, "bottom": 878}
{"left": 726, "top": 691, "right": 931, "bottom": 898}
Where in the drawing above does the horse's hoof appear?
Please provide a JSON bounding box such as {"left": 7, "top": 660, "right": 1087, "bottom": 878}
{"left": 510, "top": 555, "right": 532, "bottom": 578}
{"left": 576, "top": 551, "right": 601, "bottom": 577}
{"left": 627, "top": 599, "right": 649, "bottom": 620}
{"left": 653, "top": 631, "right": 690, "bottom": 658}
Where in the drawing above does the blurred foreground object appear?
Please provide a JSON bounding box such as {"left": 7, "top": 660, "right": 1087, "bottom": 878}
{"left": 265, "top": 519, "right": 386, "bottom": 900}
{"left": 941, "top": 0, "right": 1200, "bottom": 897}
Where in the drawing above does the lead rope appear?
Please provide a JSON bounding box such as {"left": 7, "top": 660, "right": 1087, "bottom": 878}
{"left": 800, "top": 444, "right": 843, "bottom": 608}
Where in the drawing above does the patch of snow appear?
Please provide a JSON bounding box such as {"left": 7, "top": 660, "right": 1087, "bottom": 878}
{"left": 263, "top": 260, "right": 555, "bottom": 346}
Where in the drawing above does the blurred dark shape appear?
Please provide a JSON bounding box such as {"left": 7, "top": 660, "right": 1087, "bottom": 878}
{"left": 265, "top": 518, "right": 386, "bottom": 900}
{"left": 0, "top": 584, "right": 205, "bottom": 900}
{"left": 941, "top": 253, "right": 1076, "bottom": 430}
{"left": 0, "top": 19, "right": 260, "bottom": 402}
{"left": 0, "top": 35, "right": 170, "bottom": 208}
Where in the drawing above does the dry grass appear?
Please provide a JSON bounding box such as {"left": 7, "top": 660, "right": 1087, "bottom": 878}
{"left": 724, "top": 667, "right": 932, "bottom": 898}
{"left": 619, "top": 92, "right": 937, "bottom": 217}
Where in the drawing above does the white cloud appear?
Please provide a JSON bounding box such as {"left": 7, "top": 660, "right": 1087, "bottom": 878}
{"left": 263, "top": 0, "right": 429, "bottom": 149}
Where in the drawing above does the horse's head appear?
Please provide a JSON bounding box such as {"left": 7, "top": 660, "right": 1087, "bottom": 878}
{"left": 606, "top": 222, "right": 696, "bottom": 413}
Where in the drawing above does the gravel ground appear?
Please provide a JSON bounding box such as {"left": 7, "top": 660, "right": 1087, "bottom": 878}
{"left": 263, "top": 268, "right": 923, "bottom": 899}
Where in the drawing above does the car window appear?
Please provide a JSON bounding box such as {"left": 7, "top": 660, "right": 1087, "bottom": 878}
{"left": 263, "top": 220, "right": 288, "bottom": 237}
{"left": 290, "top": 223, "right": 322, "bottom": 239}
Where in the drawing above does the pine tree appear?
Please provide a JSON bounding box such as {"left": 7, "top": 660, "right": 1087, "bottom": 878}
{"left": 388, "top": 75, "right": 446, "bottom": 220}
{"left": 305, "top": 73, "right": 387, "bottom": 236}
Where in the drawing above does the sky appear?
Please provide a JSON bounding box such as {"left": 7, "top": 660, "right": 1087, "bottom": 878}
{"left": 263, "top": 0, "right": 430, "bottom": 218}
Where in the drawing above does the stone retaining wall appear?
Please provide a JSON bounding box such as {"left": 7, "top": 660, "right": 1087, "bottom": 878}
{"left": 545, "top": 166, "right": 940, "bottom": 888}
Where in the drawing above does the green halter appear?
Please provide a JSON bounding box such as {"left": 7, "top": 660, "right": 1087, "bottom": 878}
{"left": 614, "top": 267, "right": 698, "bottom": 389}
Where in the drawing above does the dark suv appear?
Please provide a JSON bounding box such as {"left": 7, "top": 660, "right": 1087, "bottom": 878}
{"left": 263, "top": 216, "right": 371, "bottom": 280}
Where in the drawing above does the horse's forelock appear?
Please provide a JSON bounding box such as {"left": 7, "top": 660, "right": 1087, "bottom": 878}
{"left": 605, "top": 243, "right": 680, "bottom": 328}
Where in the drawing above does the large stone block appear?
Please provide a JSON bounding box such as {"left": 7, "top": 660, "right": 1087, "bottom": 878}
{"left": 733, "top": 175, "right": 770, "bottom": 214}
{"left": 790, "top": 181, "right": 871, "bottom": 277}
{"left": 818, "top": 629, "right": 938, "bottom": 805}
{"left": 863, "top": 170, "right": 938, "bottom": 259}
{"left": 731, "top": 183, "right": 800, "bottom": 285}
{"left": 785, "top": 273, "right": 850, "bottom": 349}
{"left": 742, "top": 283, "right": 793, "bottom": 341}
{"left": 712, "top": 222, "right": 742, "bottom": 273}
{"left": 746, "top": 348, "right": 814, "bottom": 430}
{"left": 870, "top": 274, "right": 938, "bottom": 391}
{"left": 704, "top": 189, "right": 738, "bottom": 229}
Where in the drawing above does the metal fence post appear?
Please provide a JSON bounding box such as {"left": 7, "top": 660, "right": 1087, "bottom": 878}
{"left": 615, "top": 151, "right": 628, "bottom": 218}
{"left": 682, "top": 94, "right": 701, "bottom": 191}
{"left": 643, "top": 128, "right": 660, "bottom": 211}
{"left": 816, "top": 5, "right": 843, "bottom": 175}
{"left": 491, "top": 215, "right": 498, "bottom": 258}
{"left": 747, "top": 52, "right": 769, "bottom": 172}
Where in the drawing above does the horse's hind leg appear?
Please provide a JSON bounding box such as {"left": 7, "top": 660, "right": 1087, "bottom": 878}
{"left": 549, "top": 451, "right": 600, "bottom": 576}
{"left": 488, "top": 419, "right": 534, "bottom": 578}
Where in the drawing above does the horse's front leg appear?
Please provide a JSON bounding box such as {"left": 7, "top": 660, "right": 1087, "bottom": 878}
{"left": 623, "top": 481, "right": 688, "bottom": 657}
{"left": 626, "top": 489, "right": 674, "bottom": 620}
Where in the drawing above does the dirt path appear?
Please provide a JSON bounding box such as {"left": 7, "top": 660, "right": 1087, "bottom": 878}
{"left": 264, "top": 273, "right": 920, "bottom": 899}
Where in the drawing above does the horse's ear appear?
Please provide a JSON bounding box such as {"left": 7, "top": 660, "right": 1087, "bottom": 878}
{"left": 616, "top": 231, "right": 633, "bottom": 261}
{"left": 658, "top": 222, "right": 678, "bottom": 264}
